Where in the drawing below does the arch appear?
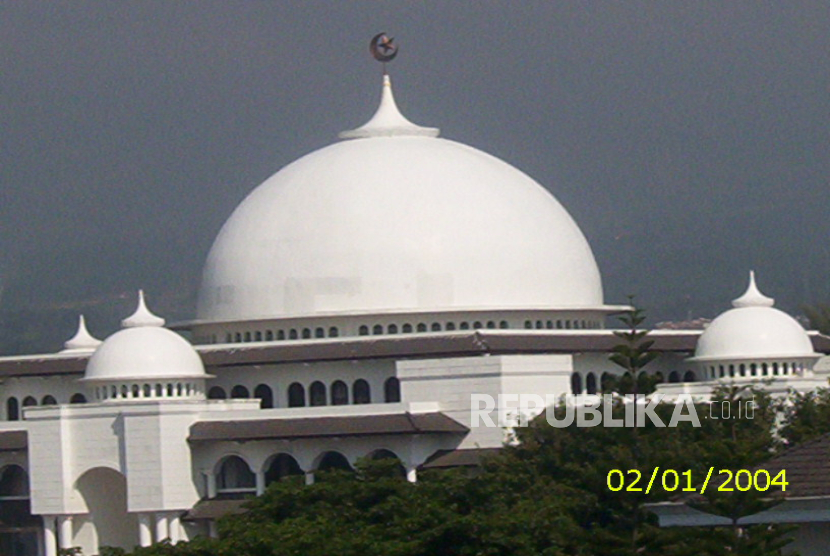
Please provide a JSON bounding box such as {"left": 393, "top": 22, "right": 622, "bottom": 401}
{"left": 446, "top": 322, "right": 456, "bottom": 331}
{"left": 41, "top": 395, "right": 57, "bottom": 406}
{"left": 668, "top": 371, "right": 680, "bottom": 383}
{"left": 302, "top": 328, "right": 311, "bottom": 339}
{"left": 384, "top": 377, "right": 401, "bottom": 403}
{"left": 388, "top": 324, "right": 399, "bottom": 334}
{"left": 277, "top": 330, "right": 286, "bottom": 340}
{"left": 244, "top": 332, "right": 251, "bottom": 342}
{"left": 431, "top": 322, "right": 441, "bottom": 332}
{"left": 683, "top": 371, "right": 696, "bottom": 383}
{"left": 207, "top": 386, "right": 227, "bottom": 400}
{"left": 773, "top": 362, "right": 779, "bottom": 375}
{"left": 372, "top": 324, "right": 383, "bottom": 335}
{"left": 402, "top": 323, "right": 412, "bottom": 333}
{"left": 473, "top": 321, "right": 483, "bottom": 329}
{"left": 144, "top": 384, "right": 152, "bottom": 398}
{"left": 570, "top": 372, "right": 582, "bottom": 395}
{"left": 499, "top": 320, "right": 509, "bottom": 329}
{"left": 216, "top": 456, "right": 256, "bottom": 493}
{"left": 353, "top": 379, "right": 371, "bottom": 404}
{"left": 601, "top": 373, "right": 613, "bottom": 393}
{"left": 487, "top": 321, "right": 496, "bottom": 329}
{"left": 288, "top": 383, "right": 306, "bottom": 407}
{"left": 70, "top": 393, "right": 86, "bottom": 404}
{"left": 6, "top": 398, "right": 18, "bottom": 421}
{"left": 315, "top": 327, "right": 325, "bottom": 338}
{"left": 289, "top": 329, "right": 298, "bottom": 340}
{"left": 586, "top": 373, "right": 597, "bottom": 395}
{"left": 21, "top": 397, "right": 36, "bottom": 408}
{"left": 316, "top": 451, "right": 353, "bottom": 473}
{"left": 254, "top": 384, "right": 274, "bottom": 409}
{"left": 331, "top": 381, "right": 349, "bottom": 406}
{"left": 416, "top": 323, "right": 427, "bottom": 332}
{"left": 359, "top": 325, "right": 369, "bottom": 336}
{"left": 230, "top": 385, "right": 250, "bottom": 399}
{"left": 235, "top": 332, "right": 242, "bottom": 342}
{"left": 328, "top": 327, "right": 339, "bottom": 338}
{"left": 265, "top": 330, "right": 274, "bottom": 341}
{"left": 459, "top": 322, "right": 470, "bottom": 330}
{"left": 76, "top": 467, "right": 137, "bottom": 549}
{"left": 0, "top": 465, "right": 28, "bottom": 498}
{"left": 254, "top": 331, "right": 262, "bottom": 342}
{"left": 367, "top": 449, "right": 406, "bottom": 477}
{"left": 309, "top": 381, "right": 326, "bottom": 406}
{"left": 524, "top": 320, "right": 532, "bottom": 329}
{"left": 739, "top": 364, "right": 746, "bottom": 377}
{"left": 264, "top": 454, "right": 303, "bottom": 486}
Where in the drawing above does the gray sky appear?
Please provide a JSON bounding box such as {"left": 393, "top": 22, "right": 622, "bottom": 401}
{"left": 1, "top": 2, "right": 828, "bottom": 352}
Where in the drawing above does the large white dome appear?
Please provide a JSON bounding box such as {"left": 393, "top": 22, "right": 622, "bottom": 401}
{"left": 197, "top": 77, "right": 605, "bottom": 323}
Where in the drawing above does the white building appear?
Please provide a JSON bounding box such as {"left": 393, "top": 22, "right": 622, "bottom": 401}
{"left": 0, "top": 73, "right": 826, "bottom": 556}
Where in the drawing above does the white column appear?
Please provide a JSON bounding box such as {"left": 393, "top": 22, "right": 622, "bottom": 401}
{"left": 138, "top": 513, "right": 153, "bottom": 547}
{"left": 205, "top": 472, "right": 217, "bottom": 498}
{"left": 58, "top": 515, "right": 73, "bottom": 549}
{"left": 207, "top": 520, "right": 218, "bottom": 539}
{"left": 256, "top": 471, "right": 266, "bottom": 496}
{"left": 155, "top": 513, "right": 169, "bottom": 543}
{"left": 406, "top": 466, "right": 418, "bottom": 483}
{"left": 43, "top": 515, "right": 57, "bottom": 556}
{"left": 304, "top": 472, "right": 314, "bottom": 485}
{"left": 169, "top": 514, "right": 182, "bottom": 544}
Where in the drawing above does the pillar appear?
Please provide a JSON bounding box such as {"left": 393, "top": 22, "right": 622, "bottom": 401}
{"left": 205, "top": 472, "right": 217, "bottom": 499}
{"left": 406, "top": 465, "right": 418, "bottom": 483}
{"left": 169, "top": 514, "right": 182, "bottom": 544}
{"left": 155, "top": 513, "right": 169, "bottom": 543}
{"left": 43, "top": 515, "right": 57, "bottom": 556}
{"left": 256, "top": 471, "right": 266, "bottom": 496}
{"left": 138, "top": 513, "right": 153, "bottom": 547}
{"left": 304, "top": 472, "right": 314, "bottom": 485}
{"left": 207, "top": 520, "right": 218, "bottom": 539}
{"left": 58, "top": 515, "right": 73, "bottom": 549}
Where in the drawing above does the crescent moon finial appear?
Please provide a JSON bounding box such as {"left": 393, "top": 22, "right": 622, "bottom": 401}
{"left": 370, "top": 33, "right": 398, "bottom": 64}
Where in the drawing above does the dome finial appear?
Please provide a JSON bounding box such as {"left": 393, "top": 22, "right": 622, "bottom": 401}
{"left": 121, "top": 290, "right": 165, "bottom": 328}
{"left": 61, "top": 314, "right": 102, "bottom": 353}
{"left": 732, "top": 270, "right": 774, "bottom": 308}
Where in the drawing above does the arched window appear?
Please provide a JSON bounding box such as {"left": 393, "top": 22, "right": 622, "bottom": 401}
{"left": 331, "top": 381, "right": 349, "bottom": 405}
{"left": 265, "top": 330, "right": 274, "bottom": 341}
{"left": 446, "top": 322, "right": 455, "bottom": 331}
{"left": 556, "top": 320, "right": 563, "bottom": 329}
{"left": 244, "top": 332, "right": 251, "bottom": 342}
{"left": 329, "top": 327, "right": 339, "bottom": 338}
{"left": 231, "top": 385, "right": 250, "bottom": 399}
{"left": 524, "top": 320, "right": 532, "bottom": 329}
{"left": 372, "top": 324, "right": 383, "bottom": 335}
{"left": 570, "top": 373, "right": 582, "bottom": 395}
{"left": 41, "top": 395, "right": 57, "bottom": 406}
{"left": 460, "top": 322, "right": 470, "bottom": 330}
{"left": 254, "top": 384, "right": 274, "bottom": 409}
{"left": 277, "top": 330, "right": 285, "bottom": 340}
{"left": 225, "top": 333, "right": 232, "bottom": 343}
{"left": 402, "top": 324, "right": 412, "bottom": 333}
{"left": 499, "top": 320, "right": 509, "bottom": 329}
{"left": 546, "top": 320, "right": 553, "bottom": 329}
{"left": 773, "top": 363, "right": 779, "bottom": 375}
{"left": 289, "top": 329, "right": 298, "bottom": 340}
{"left": 601, "top": 373, "right": 613, "bottom": 393}
{"left": 729, "top": 364, "right": 735, "bottom": 377}
{"left": 750, "top": 363, "right": 757, "bottom": 377}
{"left": 473, "top": 321, "right": 483, "bottom": 329}
{"left": 235, "top": 333, "right": 242, "bottom": 342}
{"left": 0, "top": 465, "right": 29, "bottom": 499}
{"left": 309, "top": 381, "right": 326, "bottom": 406}
{"left": 586, "top": 373, "right": 597, "bottom": 395}
{"left": 133, "top": 384, "right": 141, "bottom": 398}
{"left": 317, "top": 451, "right": 352, "bottom": 472}
{"left": 70, "top": 393, "right": 87, "bottom": 404}
{"left": 416, "top": 323, "right": 427, "bottom": 332}
{"left": 144, "top": 384, "right": 152, "bottom": 397}
{"left": 255, "top": 331, "right": 262, "bottom": 341}
{"left": 388, "top": 324, "right": 398, "bottom": 334}
{"left": 207, "top": 387, "right": 227, "bottom": 400}
{"left": 353, "top": 379, "right": 371, "bottom": 404}
{"left": 487, "top": 321, "right": 496, "bottom": 329}
{"left": 368, "top": 449, "right": 406, "bottom": 477}
{"left": 683, "top": 371, "right": 695, "bottom": 383}
{"left": 739, "top": 364, "right": 746, "bottom": 377}
{"left": 302, "top": 328, "right": 311, "bottom": 339}
{"left": 384, "top": 377, "right": 401, "bottom": 403}
{"left": 217, "top": 456, "right": 256, "bottom": 493}
{"left": 288, "top": 383, "right": 305, "bottom": 408}
{"left": 315, "top": 327, "right": 324, "bottom": 338}
{"left": 22, "top": 397, "right": 36, "bottom": 408}
{"left": 431, "top": 323, "right": 441, "bottom": 332}
{"left": 265, "top": 454, "right": 303, "bottom": 486}
{"left": 535, "top": 320, "right": 543, "bottom": 329}
{"left": 668, "top": 371, "right": 680, "bottom": 383}
{"left": 6, "top": 398, "right": 19, "bottom": 421}
{"left": 359, "top": 325, "right": 369, "bottom": 336}
{"left": 762, "top": 363, "right": 769, "bottom": 376}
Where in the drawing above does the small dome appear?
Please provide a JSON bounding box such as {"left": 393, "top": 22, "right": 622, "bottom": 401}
{"left": 84, "top": 291, "right": 205, "bottom": 382}
{"left": 692, "top": 272, "right": 817, "bottom": 362}
{"left": 60, "top": 315, "right": 102, "bottom": 353}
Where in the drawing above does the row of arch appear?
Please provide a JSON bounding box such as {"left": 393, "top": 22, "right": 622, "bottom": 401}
{"left": 569, "top": 371, "right": 697, "bottom": 395}
{"left": 214, "top": 449, "right": 403, "bottom": 494}
{"left": 207, "top": 378, "right": 402, "bottom": 408}
{"left": 703, "top": 361, "right": 805, "bottom": 380}
{"left": 6, "top": 394, "right": 86, "bottom": 421}
{"left": 93, "top": 382, "right": 203, "bottom": 401}
{"left": 213, "top": 316, "right": 604, "bottom": 344}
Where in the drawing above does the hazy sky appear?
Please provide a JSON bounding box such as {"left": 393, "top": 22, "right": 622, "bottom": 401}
{"left": 1, "top": 2, "right": 828, "bottom": 352}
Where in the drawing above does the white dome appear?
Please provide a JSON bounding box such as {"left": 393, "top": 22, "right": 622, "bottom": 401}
{"left": 692, "top": 272, "right": 817, "bottom": 362}
{"left": 197, "top": 77, "right": 605, "bottom": 323}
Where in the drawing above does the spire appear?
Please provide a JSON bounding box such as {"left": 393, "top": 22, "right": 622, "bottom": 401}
{"left": 121, "top": 290, "right": 165, "bottom": 328}
{"left": 61, "top": 315, "right": 102, "bottom": 352}
{"left": 339, "top": 74, "right": 440, "bottom": 139}
{"left": 732, "top": 271, "right": 774, "bottom": 308}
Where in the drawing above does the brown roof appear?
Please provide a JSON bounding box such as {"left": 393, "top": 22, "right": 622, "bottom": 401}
{"left": 756, "top": 434, "right": 830, "bottom": 498}
{"left": 182, "top": 498, "right": 249, "bottom": 521}
{"left": 189, "top": 412, "right": 468, "bottom": 443}
{"left": 421, "top": 447, "right": 501, "bottom": 469}
{"left": 0, "top": 431, "right": 27, "bottom": 452}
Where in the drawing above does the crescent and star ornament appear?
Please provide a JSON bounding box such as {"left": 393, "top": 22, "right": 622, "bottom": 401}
{"left": 370, "top": 33, "right": 398, "bottom": 63}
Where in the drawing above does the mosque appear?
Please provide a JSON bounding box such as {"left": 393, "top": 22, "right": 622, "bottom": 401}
{"left": 0, "top": 65, "right": 827, "bottom": 556}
